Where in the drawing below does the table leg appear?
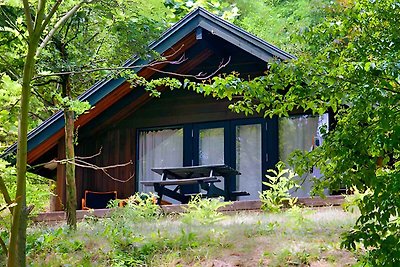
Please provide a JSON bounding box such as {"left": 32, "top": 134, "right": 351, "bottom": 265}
{"left": 224, "top": 175, "right": 232, "bottom": 201}
{"left": 154, "top": 184, "right": 164, "bottom": 205}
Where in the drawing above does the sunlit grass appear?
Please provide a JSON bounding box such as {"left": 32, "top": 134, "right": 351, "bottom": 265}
{"left": 16, "top": 206, "right": 362, "bottom": 266}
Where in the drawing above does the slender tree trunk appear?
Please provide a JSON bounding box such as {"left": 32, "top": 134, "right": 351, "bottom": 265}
{"left": 62, "top": 74, "right": 77, "bottom": 230}
{"left": 0, "top": 176, "right": 13, "bottom": 214}
{"left": 7, "top": 34, "right": 40, "bottom": 267}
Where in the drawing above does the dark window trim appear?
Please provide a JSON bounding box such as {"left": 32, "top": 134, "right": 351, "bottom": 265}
{"left": 135, "top": 117, "right": 279, "bottom": 193}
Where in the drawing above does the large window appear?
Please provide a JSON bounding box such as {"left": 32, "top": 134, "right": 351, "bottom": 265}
{"left": 137, "top": 118, "right": 276, "bottom": 201}
{"left": 279, "top": 114, "right": 328, "bottom": 197}
{"left": 138, "top": 128, "right": 183, "bottom": 193}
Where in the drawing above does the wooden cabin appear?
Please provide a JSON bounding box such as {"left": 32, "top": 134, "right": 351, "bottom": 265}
{"left": 3, "top": 8, "right": 330, "bottom": 210}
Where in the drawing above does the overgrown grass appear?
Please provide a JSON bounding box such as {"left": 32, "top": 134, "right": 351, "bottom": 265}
{"left": 1, "top": 205, "right": 362, "bottom": 266}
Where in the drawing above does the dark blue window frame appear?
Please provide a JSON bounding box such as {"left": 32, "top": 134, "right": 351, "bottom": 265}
{"left": 136, "top": 117, "right": 278, "bottom": 194}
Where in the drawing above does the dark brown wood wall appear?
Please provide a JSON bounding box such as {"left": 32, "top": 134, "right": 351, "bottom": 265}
{"left": 122, "top": 89, "right": 253, "bottom": 128}
{"left": 74, "top": 88, "right": 257, "bottom": 208}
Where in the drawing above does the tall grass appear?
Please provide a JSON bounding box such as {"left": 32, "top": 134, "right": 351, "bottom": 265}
{"left": 14, "top": 205, "right": 362, "bottom": 266}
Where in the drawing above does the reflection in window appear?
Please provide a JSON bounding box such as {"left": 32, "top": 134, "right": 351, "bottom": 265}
{"left": 279, "top": 114, "right": 328, "bottom": 197}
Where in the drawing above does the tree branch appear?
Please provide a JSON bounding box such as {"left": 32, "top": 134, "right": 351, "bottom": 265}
{"left": 32, "top": 79, "right": 60, "bottom": 87}
{"left": 75, "top": 147, "right": 102, "bottom": 160}
{"left": 33, "top": 55, "right": 188, "bottom": 79}
{"left": 147, "top": 56, "right": 231, "bottom": 80}
{"left": 36, "top": 1, "right": 84, "bottom": 57}
{"left": 22, "top": 0, "right": 34, "bottom": 34}
{"left": 0, "top": 176, "right": 13, "bottom": 215}
{"left": 29, "top": 111, "right": 46, "bottom": 121}
{"left": 0, "top": 236, "right": 7, "bottom": 256}
{"left": 0, "top": 54, "right": 20, "bottom": 80}
{"left": 0, "top": 8, "right": 28, "bottom": 42}
{"left": 34, "top": 0, "right": 47, "bottom": 32}
{"left": 29, "top": 146, "right": 134, "bottom": 183}
{"left": 40, "top": 0, "right": 63, "bottom": 34}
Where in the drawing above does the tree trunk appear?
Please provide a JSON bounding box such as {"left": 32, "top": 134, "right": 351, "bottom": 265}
{"left": 7, "top": 34, "right": 40, "bottom": 267}
{"left": 62, "top": 74, "right": 77, "bottom": 230}
{"left": 0, "top": 176, "right": 13, "bottom": 214}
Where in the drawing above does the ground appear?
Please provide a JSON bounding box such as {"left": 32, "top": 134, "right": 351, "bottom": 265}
{"left": 3, "top": 205, "right": 362, "bottom": 266}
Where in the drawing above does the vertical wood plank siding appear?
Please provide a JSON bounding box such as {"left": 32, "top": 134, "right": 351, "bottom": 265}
{"left": 72, "top": 89, "right": 258, "bottom": 209}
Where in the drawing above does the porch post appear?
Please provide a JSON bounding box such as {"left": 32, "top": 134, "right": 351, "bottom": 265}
{"left": 55, "top": 139, "right": 66, "bottom": 211}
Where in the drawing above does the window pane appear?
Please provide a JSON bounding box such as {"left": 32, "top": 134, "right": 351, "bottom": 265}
{"left": 236, "top": 124, "right": 262, "bottom": 200}
{"left": 138, "top": 128, "right": 183, "bottom": 193}
{"left": 199, "top": 128, "right": 224, "bottom": 165}
{"left": 199, "top": 127, "right": 225, "bottom": 192}
{"left": 279, "top": 114, "right": 328, "bottom": 197}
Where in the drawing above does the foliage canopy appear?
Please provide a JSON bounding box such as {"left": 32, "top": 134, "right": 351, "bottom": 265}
{"left": 186, "top": 0, "right": 400, "bottom": 264}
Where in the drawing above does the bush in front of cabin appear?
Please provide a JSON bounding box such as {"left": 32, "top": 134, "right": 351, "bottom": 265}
{"left": 259, "top": 162, "right": 299, "bottom": 213}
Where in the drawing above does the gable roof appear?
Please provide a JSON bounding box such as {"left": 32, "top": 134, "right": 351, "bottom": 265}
{"left": 2, "top": 7, "right": 294, "bottom": 160}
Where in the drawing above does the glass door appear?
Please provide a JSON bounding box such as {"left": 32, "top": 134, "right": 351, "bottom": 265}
{"left": 192, "top": 119, "right": 270, "bottom": 200}
{"left": 235, "top": 123, "right": 262, "bottom": 200}
{"left": 198, "top": 127, "right": 225, "bottom": 165}
{"left": 193, "top": 122, "right": 231, "bottom": 192}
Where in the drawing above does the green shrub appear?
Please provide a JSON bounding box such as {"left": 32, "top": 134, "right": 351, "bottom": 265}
{"left": 342, "top": 186, "right": 371, "bottom": 213}
{"left": 109, "top": 192, "right": 162, "bottom": 222}
{"left": 181, "top": 195, "right": 230, "bottom": 225}
{"left": 259, "top": 162, "right": 299, "bottom": 212}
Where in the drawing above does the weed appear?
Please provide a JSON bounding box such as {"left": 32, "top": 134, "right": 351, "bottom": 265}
{"left": 259, "top": 162, "right": 299, "bottom": 213}
{"left": 286, "top": 205, "right": 315, "bottom": 230}
{"left": 244, "top": 220, "right": 279, "bottom": 237}
{"left": 342, "top": 186, "right": 372, "bottom": 213}
{"left": 25, "top": 207, "right": 360, "bottom": 266}
{"left": 181, "top": 195, "right": 231, "bottom": 225}
{"left": 110, "top": 192, "right": 162, "bottom": 222}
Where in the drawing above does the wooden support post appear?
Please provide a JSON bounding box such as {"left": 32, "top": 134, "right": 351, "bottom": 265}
{"left": 55, "top": 139, "right": 66, "bottom": 211}
{"left": 49, "top": 179, "right": 57, "bottom": 212}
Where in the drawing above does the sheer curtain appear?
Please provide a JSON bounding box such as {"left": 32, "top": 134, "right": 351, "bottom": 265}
{"left": 199, "top": 127, "right": 225, "bottom": 191}
{"left": 236, "top": 124, "right": 262, "bottom": 200}
{"left": 138, "top": 128, "right": 183, "bottom": 193}
{"left": 279, "top": 114, "right": 328, "bottom": 197}
{"left": 199, "top": 128, "right": 225, "bottom": 165}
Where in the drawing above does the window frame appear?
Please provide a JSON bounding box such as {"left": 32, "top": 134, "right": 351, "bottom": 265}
{"left": 135, "top": 117, "right": 278, "bottom": 194}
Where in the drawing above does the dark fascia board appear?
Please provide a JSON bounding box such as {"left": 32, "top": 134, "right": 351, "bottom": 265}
{"left": 124, "top": 7, "right": 295, "bottom": 68}
{"left": 1, "top": 7, "right": 294, "bottom": 159}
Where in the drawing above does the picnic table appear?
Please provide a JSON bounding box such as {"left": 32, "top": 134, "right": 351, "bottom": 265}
{"left": 141, "top": 164, "right": 250, "bottom": 204}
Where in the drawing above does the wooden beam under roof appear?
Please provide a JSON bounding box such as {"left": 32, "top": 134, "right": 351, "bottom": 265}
{"left": 27, "top": 33, "right": 198, "bottom": 164}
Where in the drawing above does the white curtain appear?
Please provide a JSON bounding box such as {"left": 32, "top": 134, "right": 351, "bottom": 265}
{"left": 236, "top": 124, "right": 262, "bottom": 200}
{"left": 199, "top": 128, "right": 225, "bottom": 165}
{"left": 138, "top": 128, "right": 183, "bottom": 193}
{"left": 279, "top": 114, "right": 328, "bottom": 197}
{"left": 199, "top": 127, "right": 225, "bottom": 191}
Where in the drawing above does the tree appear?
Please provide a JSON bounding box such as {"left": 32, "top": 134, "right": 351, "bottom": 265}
{"left": 164, "top": 0, "right": 239, "bottom": 22}
{"left": 0, "top": 1, "right": 92, "bottom": 265}
{"left": 187, "top": 0, "right": 400, "bottom": 264}
{"left": 33, "top": 0, "right": 170, "bottom": 229}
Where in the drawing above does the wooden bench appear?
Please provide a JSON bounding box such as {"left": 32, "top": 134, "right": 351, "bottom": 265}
{"left": 141, "top": 176, "right": 221, "bottom": 204}
{"left": 231, "top": 191, "right": 250, "bottom": 197}
{"left": 141, "top": 176, "right": 220, "bottom": 186}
